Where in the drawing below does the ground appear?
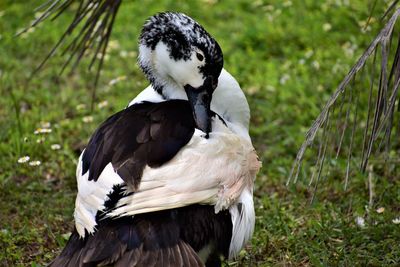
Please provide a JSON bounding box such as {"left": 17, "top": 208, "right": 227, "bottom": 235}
{"left": 1, "top": 0, "right": 400, "bottom": 266}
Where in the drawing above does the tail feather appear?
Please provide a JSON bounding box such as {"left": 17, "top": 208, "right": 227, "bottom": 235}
{"left": 49, "top": 205, "right": 231, "bottom": 267}
{"left": 114, "top": 247, "right": 141, "bottom": 267}
{"left": 49, "top": 230, "right": 203, "bottom": 267}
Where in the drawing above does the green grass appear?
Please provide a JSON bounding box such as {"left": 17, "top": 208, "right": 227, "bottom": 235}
{"left": 1, "top": 0, "right": 400, "bottom": 266}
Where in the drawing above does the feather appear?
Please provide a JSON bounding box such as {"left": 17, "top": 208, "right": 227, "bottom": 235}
{"left": 50, "top": 205, "right": 231, "bottom": 266}
{"left": 82, "top": 100, "right": 195, "bottom": 189}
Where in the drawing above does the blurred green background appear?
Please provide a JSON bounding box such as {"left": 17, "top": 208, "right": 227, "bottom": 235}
{"left": 1, "top": 0, "right": 400, "bottom": 266}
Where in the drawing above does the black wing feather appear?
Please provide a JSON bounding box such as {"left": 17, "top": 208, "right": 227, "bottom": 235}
{"left": 82, "top": 100, "right": 195, "bottom": 189}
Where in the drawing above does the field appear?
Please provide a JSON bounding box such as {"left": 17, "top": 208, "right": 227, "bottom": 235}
{"left": 1, "top": 0, "right": 400, "bottom": 266}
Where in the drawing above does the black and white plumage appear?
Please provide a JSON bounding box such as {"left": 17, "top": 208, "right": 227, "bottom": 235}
{"left": 51, "top": 12, "right": 261, "bottom": 267}
{"left": 82, "top": 100, "right": 197, "bottom": 188}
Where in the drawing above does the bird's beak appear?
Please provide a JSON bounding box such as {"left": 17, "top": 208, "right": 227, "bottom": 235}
{"left": 184, "top": 76, "right": 217, "bottom": 137}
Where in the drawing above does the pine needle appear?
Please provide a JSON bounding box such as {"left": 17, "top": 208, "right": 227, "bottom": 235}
{"left": 288, "top": 8, "right": 400, "bottom": 192}
{"left": 22, "top": 0, "right": 122, "bottom": 106}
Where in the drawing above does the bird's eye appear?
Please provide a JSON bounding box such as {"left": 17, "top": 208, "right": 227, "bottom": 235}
{"left": 196, "top": 52, "right": 204, "bottom": 61}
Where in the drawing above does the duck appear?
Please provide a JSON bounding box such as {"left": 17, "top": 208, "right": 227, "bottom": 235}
{"left": 50, "top": 12, "right": 261, "bottom": 267}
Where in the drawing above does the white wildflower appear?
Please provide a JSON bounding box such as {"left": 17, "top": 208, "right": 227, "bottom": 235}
{"left": 376, "top": 207, "right": 385, "bottom": 214}
{"left": 82, "top": 116, "right": 93, "bottom": 123}
{"left": 355, "top": 216, "right": 366, "bottom": 228}
{"left": 51, "top": 144, "right": 61, "bottom": 150}
{"left": 392, "top": 217, "right": 400, "bottom": 224}
{"left": 29, "top": 160, "right": 41, "bottom": 166}
{"left": 279, "top": 74, "right": 290, "bottom": 85}
{"left": 96, "top": 53, "right": 109, "bottom": 61}
{"left": 323, "top": 23, "right": 332, "bottom": 32}
{"left": 312, "top": 61, "right": 320, "bottom": 70}
{"left": 34, "top": 128, "right": 52, "bottom": 134}
{"left": 18, "top": 156, "right": 30, "bottom": 164}
{"left": 109, "top": 76, "right": 127, "bottom": 86}
{"left": 98, "top": 100, "right": 108, "bottom": 109}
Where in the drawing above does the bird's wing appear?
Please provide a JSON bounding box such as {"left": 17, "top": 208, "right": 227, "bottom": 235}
{"left": 82, "top": 100, "right": 196, "bottom": 188}
{"left": 50, "top": 209, "right": 215, "bottom": 267}
{"left": 74, "top": 100, "right": 196, "bottom": 236}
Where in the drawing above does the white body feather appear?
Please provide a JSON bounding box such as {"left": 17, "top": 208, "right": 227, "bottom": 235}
{"left": 74, "top": 155, "right": 124, "bottom": 236}
{"left": 107, "top": 119, "right": 259, "bottom": 218}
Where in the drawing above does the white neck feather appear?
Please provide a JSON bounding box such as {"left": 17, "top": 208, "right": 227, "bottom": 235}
{"left": 211, "top": 69, "right": 251, "bottom": 141}
{"left": 129, "top": 68, "right": 251, "bottom": 141}
{"left": 138, "top": 42, "right": 206, "bottom": 100}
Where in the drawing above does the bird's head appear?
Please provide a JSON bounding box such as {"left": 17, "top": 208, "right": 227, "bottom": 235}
{"left": 138, "top": 12, "right": 223, "bottom": 135}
